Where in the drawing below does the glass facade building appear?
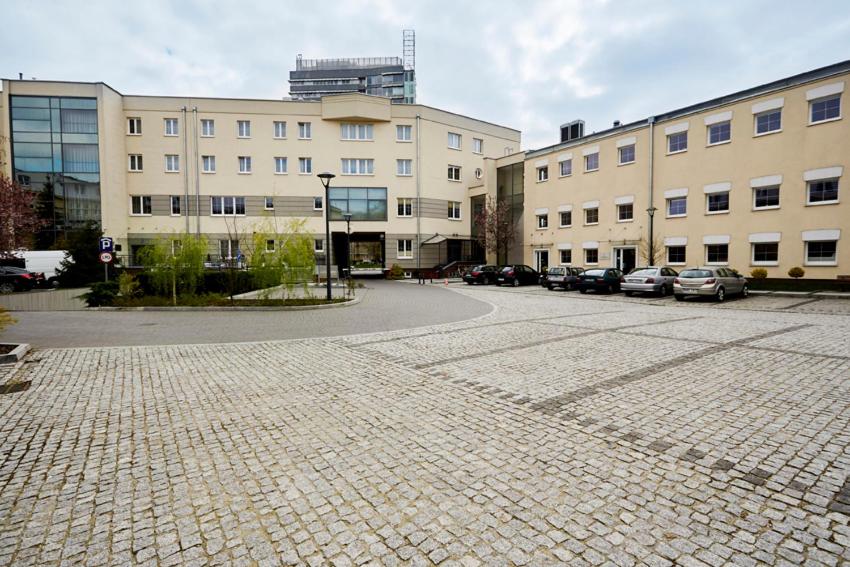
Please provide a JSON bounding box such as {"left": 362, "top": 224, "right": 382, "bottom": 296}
{"left": 9, "top": 95, "right": 101, "bottom": 245}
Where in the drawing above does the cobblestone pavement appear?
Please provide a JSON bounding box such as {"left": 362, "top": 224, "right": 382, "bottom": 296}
{"left": 1, "top": 284, "right": 849, "bottom": 566}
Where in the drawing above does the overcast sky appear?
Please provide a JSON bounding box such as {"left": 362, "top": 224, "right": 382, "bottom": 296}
{"left": 3, "top": 1, "right": 850, "bottom": 149}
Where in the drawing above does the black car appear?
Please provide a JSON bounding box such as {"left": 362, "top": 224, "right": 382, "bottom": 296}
{"left": 0, "top": 266, "right": 37, "bottom": 294}
{"left": 463, "top": 265, "right": 499, "bottom": 285}
{"left": 575, "top": 268, "right": 624, "bottom": 294}
{"left": 497, "top": 264, "right": 539, "bottom": 287}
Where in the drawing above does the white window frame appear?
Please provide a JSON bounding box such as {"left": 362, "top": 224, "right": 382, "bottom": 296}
{"left": 536, "top": 214, "right": 548, "bottom": 229}
{"left": 559, "top": 210, "right": 572, "bottom": 228}
{"left": 264, "top": 196, "right": 274, "bottom": 211}
{"left": 130, "top": 195, "right": 152, "bottom": 216}
{"left": 617, "top": 203, "right": 634, "bottom": 223}
{"left": 202, "top": 155, "right": 216, "bottom": 173}
{"left": 536, "top": 166, "right": 549, "bottom": 182}
{"left": 165, "top": 154, "right": 179, "bottom": 173}
{"left": 396, "top": 125, "right": 412, "bottom": 142}
{"left": 809, "top": 94, "right": 842, "bottom": 125}
{"left": 448, "top": 201, "right": 462, "bottom": 220}
{"left": 238, "top": 156, "right": 252, "bottom": 174}
{"left": 447, "top": 132, "right": 462, "bottom": 150}
{"left": 273, "top": 121, "right": 287, "bottom": 139}
{"left": 806, "top": 178, "right": 839, "bottom": 206}
{"left": 448, "top": 165, "right": 461, "bottom": 182}
{"left": 340, "top": 123, "right": 374, "bottom": 141}
{"left": 396, "top": 159, "right": 412, "bottom": 176}
{"left": 299, "top": 157, "right": 312, "bottom": 175}
{"left": 559, "top": 249, "right": 572, "bottom": 265}
{"left": 298, "top": 122, "right": 312, "bottom": 140}
{"left": 313, "top": 196, "right": 323, "bottom": 211}
{"left": 750, "top": 242, "right": 779, "bottom": 267}
{"left": 584, "top": 207, "right": 599, "bottom": 225}
{"left": 265, "top": 239, "right": 275, "bottom": 253}
{"left": 397, "top": 239, "right": 413, "bottom": 259}
{"left": 707, "top": 121, "right": 731, "bottom": 146}
{"left": 752, "top": 186, "right": 780, "bottom": 210}
{"left": 559, "top": 159, "right": 572, "bottom": 177}
{"left": 805, "top": 240, "right": 838, "bottom": 266}
{"left": 584, "top": 248, "right": 599, "bottom": 265}
{"left": 472, "top": 138, "right": 483, "bottom": 154}
{"left": 754, "top": 110, "right": 781, "bottom": 136}
{"left": 706, "top": 192, "right": 730, "bottom": 214}
{"left": 618, "top": 145, "right": 635, "bottom": 165}
{"left": 704, "top": 244, "right": 729, "bottom": 265}
{"left": 164, "top": 118, "right": 178, "bottom": 136}
{"left": 274, "top": 157, "right": 288, "bottom": 175}
{"left": 201, "top": 119, "right": 215, "bottom": 137}
{"left": 584, "top": 153, "right": 599, "bottom": 172}
{"left": 170, "top": 195, "right": 181, "bottom": 216}
{"left": 237, "top": 120, "right": 251, "bottom": 138}
{"left": 210, "top": 196, "right": 246, "bottom": 217}
{"left": 666, "top": 197, "right": 687, "bottom": 218}
{"left": 314, "top": 239, "right": 324, "bottom": 253}
{"left": 397, "top": 198, "right": 413, "bottom": 217}
{"left": 127, "top": 117, "right": 142, "bottom": 135}
{"left": 341, "top": 158, "right": 374, "bottom": 175}
{"left": 666, "top": 246, "right": 687, "bottom": 266}
{"left": 667, "top": 132, "right": 688, "bottom": 154}
{"left": 128, "top": 154, "right": 143, "bottom": 172}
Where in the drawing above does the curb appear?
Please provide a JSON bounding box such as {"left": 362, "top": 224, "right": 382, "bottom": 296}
{"left": 89, "top": 294, "right": 362, "bottom": 312}
{"left": 750, "top": 290, "right": 850, "bottom": 299}
{"left": 0, "top": 343, "right": 31, "bottom": 364}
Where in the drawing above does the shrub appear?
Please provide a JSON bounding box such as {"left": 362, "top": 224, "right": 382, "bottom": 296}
{"left": 387, "top": 263, "right": 405, "bottom": 280}
{"left": 0, "top": 307, "right": 15, "bottom": 333}
{"left": 82, "top": 281, "right": 119, "bottom": 307}
{"left": 118, "top": 271, "right": 142, "bottom": 298}
{"left": 788, "top": 266, "right": 805, "bottom": 279}
{"left": 750, "top": 268, "right": 768, "bottom": 279}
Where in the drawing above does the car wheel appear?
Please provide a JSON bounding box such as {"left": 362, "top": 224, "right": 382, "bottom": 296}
{"left": 547, "top": 284, "right": 554, "bottom": 290}
{"left": 624, "top": 291, "right": 633, "bottom": 297}
{"left": 0, "top": 282, "right": 14, "bottom": 294}
{"left": 741, "top": 284, "right": 749, "bottom": 298}
{"left": 579, "top": 288, "right": 587, "bottom": 294}
{"left": 465, "top": 281, "right": 472, "bottom": 285}
{"left": 659, "top": 285, "right": 668, "bottom": 297}
{"left": 716, "top": 287, "right": 725, "bottom": 302}
{"left": 674, "top": 294, "right": 685, "bottom": 301}
{"left": 512, "top": 279, "right": 520, "bottom": 287}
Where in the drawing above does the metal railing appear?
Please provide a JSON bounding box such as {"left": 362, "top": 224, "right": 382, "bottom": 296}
{"left": 295, "top": 57, "right": 403, "bottom": 71}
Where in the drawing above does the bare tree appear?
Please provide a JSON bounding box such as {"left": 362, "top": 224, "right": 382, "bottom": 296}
{"left": 0, "top": 174, "right": 47, "bottom": 257}
{"left": 638, "top": 234, "right": 664, "bottom": 266}
{"left": 473, "top": 196, "right": 516, "bottom": 265}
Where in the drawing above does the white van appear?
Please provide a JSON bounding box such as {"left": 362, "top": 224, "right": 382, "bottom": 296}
{"left": 16, "top": 250, "right": 69, "bottom": 287}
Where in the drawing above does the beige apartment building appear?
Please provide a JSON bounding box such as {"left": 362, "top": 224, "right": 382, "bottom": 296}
{"left": 0, "top": 79, "right": 520, "bottom": 274}
{"left": 518, "top": 60, "right": 850, "bottom": 279}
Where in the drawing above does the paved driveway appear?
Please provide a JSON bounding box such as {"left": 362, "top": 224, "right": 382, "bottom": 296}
{"left": 0, "top": 284, "right": 849, "bottom": 565}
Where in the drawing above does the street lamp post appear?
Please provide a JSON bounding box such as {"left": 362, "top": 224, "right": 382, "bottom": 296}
{"left": 317, "top": 172, "right": 336, "bottom": 301}
{"left": 343, "top": 213, "right": 352, "bottom": 295}
{"left": 646, "top": 206, "right": 658, "bottom": 265}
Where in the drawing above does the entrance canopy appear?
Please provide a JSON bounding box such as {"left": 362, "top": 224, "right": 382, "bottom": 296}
{"left": 420, "top": 233, "right": 472, "bottom": 246}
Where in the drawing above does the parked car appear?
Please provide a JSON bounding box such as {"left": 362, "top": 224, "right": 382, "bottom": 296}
{"left": 575, "top": 268, "right": 624, "bottom": 294}
{"left": 463, "top": 265, "right": 499, "bottom": 285}
{"left": 673, "top": 267, "right": 749, "bottom": 302}
{"left": 2, "top": 250, "right": 68, "bottom": 288}
{"left": 0, "top": 266, "right": 37, "bottom": 293}
{"left": 622, "top": 266, "right": 679, "bottom": 296}
{"left": 497, "top": 264, "right": 539, "bottom": 286}
{"left": 546, "top": 267, "right": 585, "bottom": 290}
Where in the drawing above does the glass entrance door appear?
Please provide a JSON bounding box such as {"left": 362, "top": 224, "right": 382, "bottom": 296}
{"left": 614, "top": 247, "right": 636, "bottom": 273}
{"left": 534, "top": 249, "right": 549, "bottom": 272}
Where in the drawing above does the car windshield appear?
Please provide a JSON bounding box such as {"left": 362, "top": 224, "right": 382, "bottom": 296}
{"left": 629, "top": 268, "right": 657, "bottom": 276}
{"left": 548, "top": 268, "right": 565, "bottom": 275}
{"left": 680, "top": 269, "right": 713, "bottom": 278}
{"left": 501, "top": 267, "right": 513, "bottom": 273}
{"left": 2, "top": 267, "right": 29, "bottom": 274}
{"left": 470, "top": 265, "right": 485, "bottom": 271}
{"left": 584, "top": 269, "right": 605, "bottom": 277}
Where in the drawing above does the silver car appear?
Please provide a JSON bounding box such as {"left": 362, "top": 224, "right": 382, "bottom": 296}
{"left": 673, "top": 267, "right": 749, "bottom": 302}
{"left": 622, "top": 266, "right": 678, "bottom": 296}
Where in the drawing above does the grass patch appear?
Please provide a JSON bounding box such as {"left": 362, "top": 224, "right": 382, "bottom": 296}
{"left": 111, "top": 294, "right": 349, "bottom": 307}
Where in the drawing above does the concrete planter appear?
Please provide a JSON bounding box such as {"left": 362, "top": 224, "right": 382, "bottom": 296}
{"left": 0, "top": 343, "right": 30, "bottom": 364}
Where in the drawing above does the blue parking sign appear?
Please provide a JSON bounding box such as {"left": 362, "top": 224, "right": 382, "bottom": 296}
{"left": 99, "top": 237, "right": 114, "bottom": 252}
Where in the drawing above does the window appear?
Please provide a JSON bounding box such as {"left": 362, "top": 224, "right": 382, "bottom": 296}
{"left": 810, "top": 95, "right": 841, "bottom": 123}
{"left": 128, "top": 154, "right": 143, "bottom": 172}
{"left": 473, "top": 138, "right": 483, "bottom": 154}
{"left": 237, "top": 120, "right": 251, "bottom": 138}
{"left": 585, "top": 249, "right": 598, "bottom": 264}
{"left": 617, "top": 203, "right": 634, "bottom": 222}
{"left": 397, "top": 159, "right": 412, "bottom": 176}
{"left": 753, "top": 186, "right": 780, "bottom": 209}
{"left": 164, "top": 118, "right": 178, "bottom": 136}
{"left": 210, "top": 196, "right": 246, "bottom": 216}
{"left": 559, "top": 159, "right": 572, "bottom": 177}
{"left": 585, "top": 208, "right": 599, "bottom": 225}
{"left": 667, "top": 132, "right": 687, "bottom": 153}
{"left": 201, "top": 119, "right": 215, "bottom": 137}
{"left": 398, "top": 198, "right": 412, "bottom": 217}
{"left": 396, "top": 125, "right": 412, "bottom": 141}
{"left": 707, "top": 122, "right": 731, "bottom": 145}
{"left": 298, "top": 122, "right": 312, "bottom": 139}
{"left": 328, "top": 187, "right": 387, "bottom": 221}
{"left": 448, "top": 132, "right": 462, "bottom": 149}
{"left": 707, "top": 193, "right": 729, "bottom": 213}
{"left": 340, "top": 123, "right": 373, "bottom": 140}
{"left": 755, "top": 110, "right": 781, "bottom": 135}
{"left": 170, "top": 196, "right": 181, "bottom": 216}
{"left": 313, "top": 196, "right": 323, "bottom": 210}
{"left": 806, "top": 241, "right": 837, "bottom": 265}
{"left": 397, "top": 239, "right": 413, "bottom": 259}
{"left": 448, "top": 201, "right": 462, "bottom": 220}
{"left": 238, "top": 156, "right": 252, "bottom": 174}
{"left": 559, "top": 211, "right": 572, "bottom": 227}
{"left": 536, "top": 214, "right": 548, "bottom": 228}
{"left": 128, "top": 117, "right": 141, "bottom": 135}
{"left": 537, "top": 166, "right": 549, "bottom": 182}
{"left": 202, "top": 155, "right": 216, "bottom": 173}
{"left": 274, "top": 121, "right": 286, "bottom": 139}
{"left": 559, "top": 249, "right": 572, "bottom": 265}
{"left": 341, "top": 158, "right": 374, "bottom": 175}
{"left": 264, "top": 196, "right": 274, "bottom": 210}
{"left": 299, "top": 157, "right": 312, "bottom": 174}
{"left": 165, "top": 154, "right": 179, "bottom": 172}
{"left": 618, "top": 145, "right": 635, "bottom": 164}
{"left": 448, "top": 165, "right": 461, "bottom": 181}
{"left": 667, "top": 246, "right": 686, "bottom": 264}
{"left": 219, "top": 240, "right": 239, "bottom": 260}
{"left": 706, "top": 244, "right": 728, "bottom": 264}
{"left": 314, "top": 239, "right": 324, "bottom": 253}
{"left": 667, "top": 197, "right": 687, "bottom": 217}
{"left": 807, "top": 179, "right": 839, "bottom": 205}
{"left": 130, "top": 196, "right": 152, "bottom": 216}
{"left": 274, "top": 157, "right": 287, "bottom": 174}
{"left": 584, "top": 153, "right": 599, "bottom": 172}
{"left": 752, "top": 243, "right": 778, "bottom": 264}
{"left": 265, "top": 239, "right": 275, "bottom": 253}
